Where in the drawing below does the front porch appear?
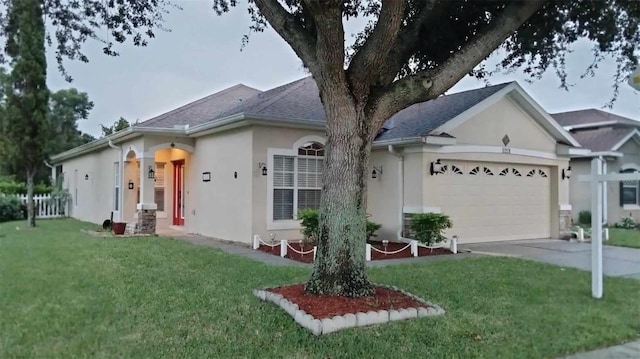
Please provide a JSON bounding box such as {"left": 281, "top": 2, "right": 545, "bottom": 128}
{"left": 116, "top": 138, "right": 193, "bottom": 234}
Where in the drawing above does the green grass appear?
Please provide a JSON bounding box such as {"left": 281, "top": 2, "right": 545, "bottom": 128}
{"left": 608, "top": 228, "right": 640, "bottom": 249}
{"left": 1, "top": 219, "right": 640, "bottom": 358}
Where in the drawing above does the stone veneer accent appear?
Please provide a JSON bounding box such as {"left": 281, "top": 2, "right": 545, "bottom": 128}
{"left": 559, "top": 209, "right": 572, "bottom": 239}
{"left": 253, "top": 284, "right": 445, "bottom": 335}
{"left": 136, "top": 210, "right": 156, "bottom": 234}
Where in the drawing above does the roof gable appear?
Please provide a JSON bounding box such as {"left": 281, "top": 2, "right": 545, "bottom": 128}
{"left": 551, "top": 109, "right": 639, "bottom": 130}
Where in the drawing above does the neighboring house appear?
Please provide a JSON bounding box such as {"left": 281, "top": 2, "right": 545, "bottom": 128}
{"left": 51, "top": 77, "right": 581, "bottom": 244}
{"left": 552, "top": 109, "right": 640, "bottom": 225}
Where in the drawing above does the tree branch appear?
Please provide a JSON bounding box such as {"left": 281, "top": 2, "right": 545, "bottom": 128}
{"left": 347, "top": 0, "right": 406, "bottom": 97}
{"left": 368, "top": 0, "right": 548, "bottom": 136}
{"left": 252, "top": 0, "right": 318, "bottom": 70}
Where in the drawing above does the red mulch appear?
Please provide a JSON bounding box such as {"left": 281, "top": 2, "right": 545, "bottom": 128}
{"left": 268, "top": 284, "right": 428, "bottom": 319}
{"left": 258, "top": 241, "right": 454, "bottom": 264}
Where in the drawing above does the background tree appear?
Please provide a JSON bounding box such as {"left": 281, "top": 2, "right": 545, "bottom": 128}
{"left": 0, "top": 0, "right": 638, "bottom": 295}
{"left": 100, "top": 117, "right": 131, "bottom": 137}
{"left": 1, "top": 0, "right": 50, "bottom": 228}
{"left": 0, "top": 84, "right": 95, "bottom": 184}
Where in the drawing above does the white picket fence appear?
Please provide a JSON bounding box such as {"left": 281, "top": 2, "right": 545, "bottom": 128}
{"left": 16, "top": 194, "right": 67, "bottom": 219}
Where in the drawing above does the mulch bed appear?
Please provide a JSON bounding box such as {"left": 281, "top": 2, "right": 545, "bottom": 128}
{"left": 268, "top": 283, "right": 428, "bottom": 319}
{"left": 258, "top": 241, "right": 455, "bottom": 263}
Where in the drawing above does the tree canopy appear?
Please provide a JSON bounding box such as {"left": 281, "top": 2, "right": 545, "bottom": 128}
{"left": 100, "top": 117, "right": 132, "bottom": 137}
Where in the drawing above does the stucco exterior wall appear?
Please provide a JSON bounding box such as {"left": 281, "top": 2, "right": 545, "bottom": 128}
{"left": 60, "top": 145, "right": 127, "bottom": 224}
{"left": 568, "top": 159, "right": 593, "bottom": 223}
{"left": 251, "top": 126, "right": 326, "bottom": 242}
{"left": 451, "top": 97, "right": 557, "bottom": 152}
{"left": 367, "top": 148, "right": 403, "bottom": 242}
{"left": 187, "top": 128, "right": 253, "bottom": 243}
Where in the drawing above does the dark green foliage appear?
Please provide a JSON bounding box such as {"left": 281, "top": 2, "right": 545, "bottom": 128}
{"left": 297, "top": 208, "right": 319, "bottom": 245}
{"left": 0, "top": 195, "right": 22, "bottom": 222}
{"left": 298, "top": 208, "right": 381, "bottom": 244}
{"left": 0, "top": 181, "right": 50, "bottom": 195}
{"left": 578, "top": 210, "right": 592, "bottom": 226}
{"left": 100, "top": 117, "right": 131, "bottom": 137}
{"left": 2, "top": 0, "right": 50, "bottom": 227}
{"left": 410, "top": 212, "right": 453, "bottom": 246}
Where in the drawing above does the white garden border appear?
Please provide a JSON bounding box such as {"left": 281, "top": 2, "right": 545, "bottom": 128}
{"left": 253, "top": 284, "right": 445, "bottom": 335}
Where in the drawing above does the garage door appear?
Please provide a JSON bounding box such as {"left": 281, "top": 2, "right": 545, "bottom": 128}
{"left": 434, "top": 161, "right": 551, "bottom": 243}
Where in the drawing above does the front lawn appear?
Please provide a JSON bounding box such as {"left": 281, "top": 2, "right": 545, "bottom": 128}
{"left": 608, "top": 228, "right": 640, "bottom": 249}
{"left": 1, "top": 219, "right": 639, "bottom": 358}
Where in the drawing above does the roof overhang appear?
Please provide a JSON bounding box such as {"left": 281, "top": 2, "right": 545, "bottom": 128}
{"left": 563, "top": 120, "right": 618, "bottom": 131}
{"left": 610, "top": 129, "right": 640, "bottom": 151}
{"left": 556, "top": 144, "right": 591, "bottom": 157}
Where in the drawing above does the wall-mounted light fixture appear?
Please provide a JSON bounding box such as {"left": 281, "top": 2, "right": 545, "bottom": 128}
{"left": 202, "top": 171, "right": 211, "bottom": 182}
{"left": 430, "top": 159, "right": 443, "bottom": 176}
{"left": 371, "top": 166, "right": 383, "bottom": 179}
{"left": 84, "top": 174, "right": 89, "bottom": 181}
{"left": 258, "top": 162, "right": 267, "bottom": 176}
{"left": 128, "top": 180, "right": 134, "bottom": 189}
{"left": 147, "top": 166, "right": 155, "bottom": 179}
{"left": 234, "top": 171, "right": 238, "bottom": 179}
{"left": 170, "top": 142, "right": 175, "bottom": 148}
{"left": 562, "top": 166, "right": 572, "bottom": 180}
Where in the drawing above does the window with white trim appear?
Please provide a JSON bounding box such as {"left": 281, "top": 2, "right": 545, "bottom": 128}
{"left": 620, "top": 168, "right": 639, "bottom": 206}
{"left": 113, "top": 162, "right": 120, "bottom": 211}
{"left": 273, "top": 142, "right": 324, "bottom": 221}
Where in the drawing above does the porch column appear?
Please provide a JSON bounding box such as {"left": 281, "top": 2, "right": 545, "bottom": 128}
{"left": 137, "top": 156, "right": 157, "bottom": 234}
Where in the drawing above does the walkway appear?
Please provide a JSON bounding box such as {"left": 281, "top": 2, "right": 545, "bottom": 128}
{"left": 460, "top": 239, "right": 640, "bottom": 280}
{"left": 560, "top": 340, "right": 640, "bottom": 358}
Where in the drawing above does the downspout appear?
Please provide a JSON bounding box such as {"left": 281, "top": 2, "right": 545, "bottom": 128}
{"left": 387, "top": 145, "right": 404, "bottom": 240}
{"left": 108, "top": 138, "right": 123, "bottom": 222}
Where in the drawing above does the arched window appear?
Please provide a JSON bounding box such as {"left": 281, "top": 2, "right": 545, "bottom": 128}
{"left": 273, "top": 142, "right": 324, "bottom": 221}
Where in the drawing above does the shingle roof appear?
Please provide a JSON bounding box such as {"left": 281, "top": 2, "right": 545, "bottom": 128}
{"left": 570, "top": 127, "right": 635, "bottom": 152}
{"left": 135, "top": 76, "right": 515, "bottom": 141}
{"left": 137, "top": 84, "right": 262, "bottom": 128}
{"left": 211, "top": 76, "right": 512, "bottom": 141}
{"left": 551, "top": 109, "right": 639, "bottom": 128}
{"left": 376, "top": 82, "right": 512, "bottom": 141}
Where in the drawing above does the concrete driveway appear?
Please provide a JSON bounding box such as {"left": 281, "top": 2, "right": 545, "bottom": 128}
{"left": 460, "top": 239, "right": 640, "bottom": 280}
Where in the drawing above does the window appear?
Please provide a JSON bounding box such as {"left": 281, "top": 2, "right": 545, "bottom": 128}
{"left": 273, "top": 142, "right": 324, "bottom": 221}
{"left": 621, "top": 168, "right": 639, "bottom": 206}
{"left": 113, "top": 162, "right": 120, "bottom": 211}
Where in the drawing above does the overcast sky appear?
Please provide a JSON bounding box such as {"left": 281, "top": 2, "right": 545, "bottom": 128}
{"left": 45, "top": 1, "right": 640, "bottom": 138}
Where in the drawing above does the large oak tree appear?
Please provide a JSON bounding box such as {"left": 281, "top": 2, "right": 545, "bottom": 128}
{"left": 3, "top": 0, "right": 638, "bottom": 295}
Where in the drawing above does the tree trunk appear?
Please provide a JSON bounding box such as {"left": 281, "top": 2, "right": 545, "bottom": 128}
{"left": 305, "top": 95, "right": 375, "bottom": 297}
{"left": 26, "top": 169, "right": 35, "bottom": 227}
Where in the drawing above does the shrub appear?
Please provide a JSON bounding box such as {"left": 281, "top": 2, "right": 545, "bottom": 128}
{"left": 297, "top": 209, "right": 319, "bottom": 245}
{"left": 297, "top": 209, "right": 382, "bottom": 245}
{"left": 47, "top": 175, "right": 71, "bottom": 215}
{"left": 409, "top": 212, "right": 453, "bottom": 246}
{"left": 0, "top": 195, "right": 23, "bottom": 222}
{"left": 615, "top": 216, "right": 637, "bottom": 230}
{"left": 578, "top": 210, "right": 591, "bottom": 226}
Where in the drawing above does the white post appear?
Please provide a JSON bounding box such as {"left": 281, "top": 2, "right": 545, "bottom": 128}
{"left": 451, "top": 236, "right": 458, "bottom": 254}
{"left": 590, "top": 158, "right": 603, "bottom": 299}
{"left": 411, "top": 240, "right": 418, "bottom": 257}
{"left": 578, "top": 228, "right": 584, "bottom": 242}
{"left": 280, "top": 240, "right": 287, "bottom": 257}
{"left": 602, "top": 161, "right": 608, "bottom": 224}
{"left": 365, "top": 243, "right": 371, "bottom": 261}
{"left": 252, "top": 235, "right": 260, "bottom": 250}
{"left": 313, "top": 246, "right": 317, "bottom": 260}
{"left": 604, "top": 228, "right": 609, "bottom": 241}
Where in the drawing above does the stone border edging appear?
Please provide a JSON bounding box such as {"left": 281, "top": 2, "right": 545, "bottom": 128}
{"left": 253, "top": 284, "right": 445, "bottom": 335}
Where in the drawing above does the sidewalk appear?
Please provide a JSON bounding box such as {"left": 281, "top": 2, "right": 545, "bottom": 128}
{"left": 559, "top": 340, "right": 640, "bottom": 358}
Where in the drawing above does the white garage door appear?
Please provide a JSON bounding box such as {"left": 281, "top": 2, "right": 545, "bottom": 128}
{"left": 434, "top": 161, "right": 551, "bottom": 243}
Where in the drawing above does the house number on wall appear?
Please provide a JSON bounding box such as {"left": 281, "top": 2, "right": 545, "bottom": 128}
{"left": 502, "top": 147, "right": 511, "bottom": 154}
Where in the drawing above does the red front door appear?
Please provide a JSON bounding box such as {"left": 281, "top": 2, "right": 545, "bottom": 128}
{"left": 172, "top": 160, "right": 185, "bottom": 226}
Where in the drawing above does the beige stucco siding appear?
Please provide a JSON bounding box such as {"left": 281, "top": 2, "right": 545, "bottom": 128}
{"left": 60, "top": 141, "right": 141, "bottom": 224}
{"left": 568, "top": 159, "right": 593, "bottom": 223}
{"left": 367, "top": 148, "right": 403, "bottom": 241}
{"left": 187, "top": 128, "right": 253, "bottom": 243}
{"left": 450, "top": 97, "right": 556, "bottom": 152}
{"left": 251, "top": 126, "right": 326, "bottom": 242}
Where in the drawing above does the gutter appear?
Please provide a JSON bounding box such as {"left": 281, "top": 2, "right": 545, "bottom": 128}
{"left": 387, "top": 145, "right": 405, "bottom": 241}
{"left": 372, "top": 136, "right": 424, "bottom": 148}
{"left": 108, "top": 139, "right": 124, "bottom": 222}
